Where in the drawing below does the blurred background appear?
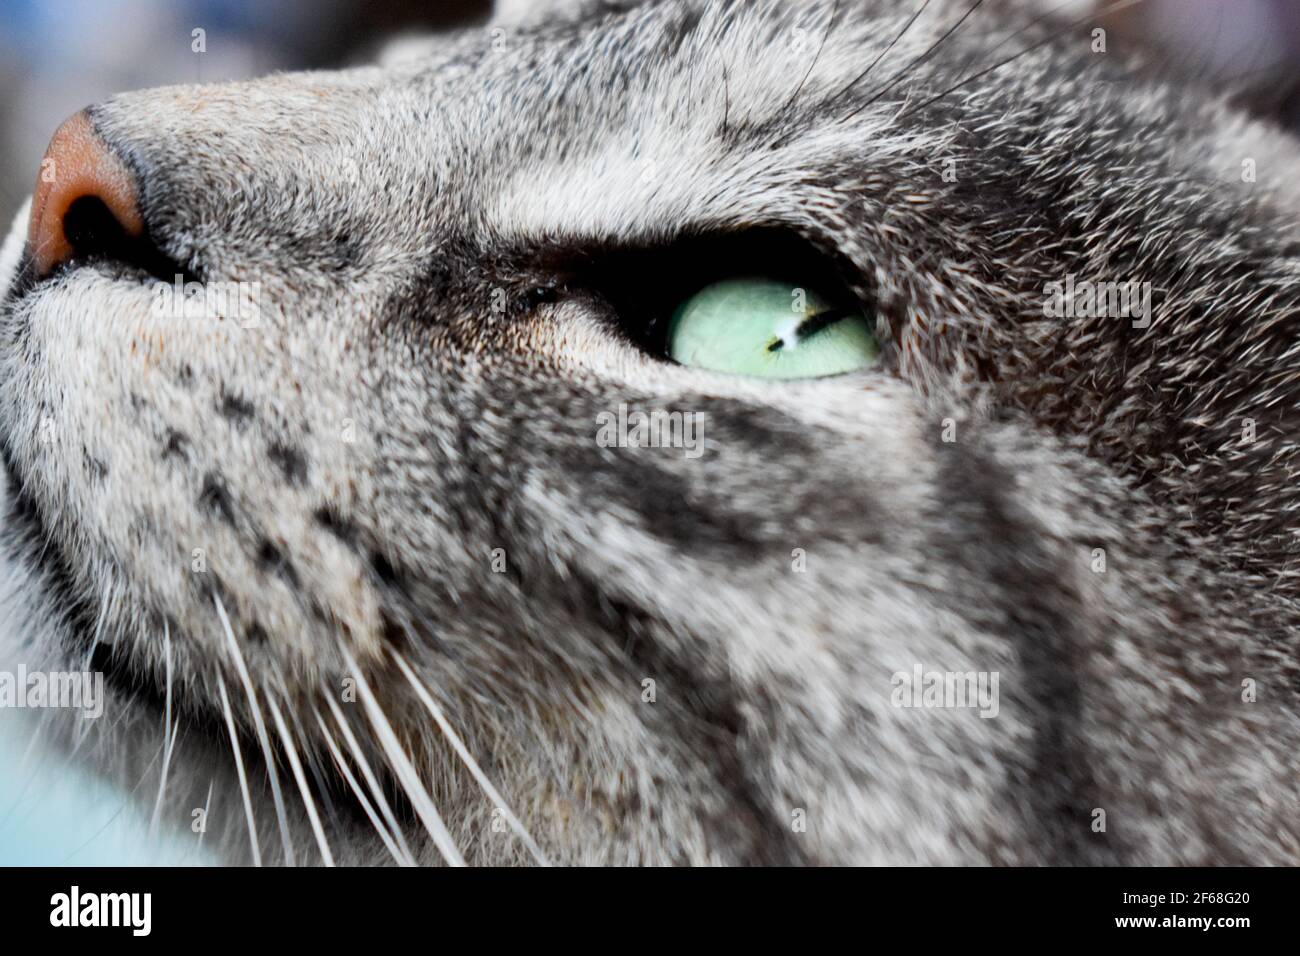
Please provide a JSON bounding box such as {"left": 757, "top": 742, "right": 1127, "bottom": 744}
{"left": 0, "top": 0, "right": 1297, "bottom": 216}
{"left": 0, "top": 0, "right": 489, "bottom": 216}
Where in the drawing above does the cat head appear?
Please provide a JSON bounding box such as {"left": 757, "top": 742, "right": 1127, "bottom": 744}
{"left": 2, "top": 0, "right": 1298, "bottom": 864}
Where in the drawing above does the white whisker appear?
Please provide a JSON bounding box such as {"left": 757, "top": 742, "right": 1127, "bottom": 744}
{"left": 149, "top": 621, "right": 176, "bottom": 836}
{"left": 394, "top": 651, "right": 550, "bottom": 866}
{"left": 213, "top": 594, "right": 296, "bottom": 866}
{"left": 216, "top": 674, "right": 262, "bottom": 866}
{"left": 315, "top": 706, "right": 415, "bottom": 866}
{"left": 323, "top": 695, "right": 417, "bottom": 865}
{"left": 197, "top": 780, "right": 214, "bottom": 853}
{"left": 266, "top": 695, "right": 335, "bottom": 866}
{"left": 82, "top": 581, "right": 112, "bottom": 673}
{"left": 338, "top": 646, "right": 465, "bottom": 866}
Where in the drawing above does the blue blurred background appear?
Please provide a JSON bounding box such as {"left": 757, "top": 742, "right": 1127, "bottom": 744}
{"left": 0, "top": 0, "right": 490, "bottom": 215}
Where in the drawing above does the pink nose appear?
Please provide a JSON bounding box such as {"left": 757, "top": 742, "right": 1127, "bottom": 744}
{"left": 26, "top": 110, "right": 144, "bottom": 278}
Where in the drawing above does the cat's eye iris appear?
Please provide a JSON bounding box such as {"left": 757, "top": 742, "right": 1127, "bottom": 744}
{"left": 666, "top": 277, "right": 878, "bottom": 379}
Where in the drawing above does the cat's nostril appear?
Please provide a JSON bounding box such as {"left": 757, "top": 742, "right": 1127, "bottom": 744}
{"left": 26, "top": 110, "right": 145, "bottom": 278}
{"left": 61, "top": 195, "right": 133, "bottom": 260}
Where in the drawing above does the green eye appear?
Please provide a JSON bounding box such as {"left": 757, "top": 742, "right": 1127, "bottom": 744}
{"left": 666, "top": 277, "right": 878, "bottom": 379}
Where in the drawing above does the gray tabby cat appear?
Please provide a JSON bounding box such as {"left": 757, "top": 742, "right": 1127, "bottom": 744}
{"left": 0, "top": 0, "right": 1298, "bottom": 865}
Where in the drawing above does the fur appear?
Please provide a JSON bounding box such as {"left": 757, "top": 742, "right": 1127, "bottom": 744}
{"left": 1, "top": 0, "right": 1299, "bottom": 865}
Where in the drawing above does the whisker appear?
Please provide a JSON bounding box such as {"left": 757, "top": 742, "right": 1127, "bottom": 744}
{"left": 59, "top": 742, "right": 167, "bottom": 864}
{"left": 82, "top": 581, "right": 113, "bottom": 673}
{"left": 896, "top": 0, "right": 1152, "bottom": 120}
{"left": 149, "top": 621, "right": 176, "bottom": 836}
{"left": 841, "top": 0, "right": 987, "bottom": 124}
{"left": 216, "top": 674, "right": 262, "bottom": 866}
{"left": 314, "top": 706, "right": 415, "bottom": 866}
{"left": 265, "top": 695, "right": 336, "bottom": 866}
{"left": 285, "top": 704, "right": 343, "bottom": 833}
{"left": 338, "top": 646, "right": 465, "bottom": 866}
{"left": 827, "top": 0, "right": 934, "bottom": 114}
{"left": 393, "top": 651, "right": 550, "bottom": 866}
{"left": 213, "top": 594, "right": 296, "bottom": 866}
{"left": 777, "top": 0, "right": 842, "bottom": 119}
{"left": 0, "top": 721, "right": 54, "bottom": 834}
{"left": 941, "top": 0, "right": 1090, "bottom": 71}
{"left": 197, "top": 780, "right": 214, "bottom": 853}
{"left": 322, "top": 695, "right": 417, "bottom": 866}
{"left": 75, "top": 581, "right": 118, "bottom": 753}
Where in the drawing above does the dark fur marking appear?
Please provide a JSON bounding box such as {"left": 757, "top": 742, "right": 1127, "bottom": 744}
{"left": 932, "top": 437, "right": 1114, "bottom": 865}
{"left": 561, "top": 420, "right": 880, "bottom": 557}
{"left": 379, "top": 610, "right": 410, "bottom": 651}
{"left": 198, "top": 472, "right": 237, "bottom": 528}
{"left": 256, "top": 538, "right": 301, "bottom": 589}
{"left": 161, "top": 428, "right": 189, "bottom": 462}
{"left": 189, "top": 567, "right": 233, "bottom": 611}
{"left": 220, "top": 390, "right": 256, "bottom": 428}
{"left": 677, "top": 396, "right": 819, "bottom": 458}
{"left": 267, "top": 442, "right": 308, "bottom": 485}
{"left": 314, "top": 506, "right": 358, "bottom": 546}
{"left": 279, "top": 227, "right": 362, "bottom": 273}
{"left": 570, "top": 572, "right": 811, "bottom": 865}
{"left": 369, "top": 550, "right": 404, "bottom": 588}
{"left": 561, "top": 444, "right": 761, "bottom": 557}
{"left": 83, "top": 450, "right": 108, "bottom": 484}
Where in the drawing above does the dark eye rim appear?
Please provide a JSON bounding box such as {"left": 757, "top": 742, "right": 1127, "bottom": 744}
{"left": 557, "top": 228, "right": 880, "bottom": 363}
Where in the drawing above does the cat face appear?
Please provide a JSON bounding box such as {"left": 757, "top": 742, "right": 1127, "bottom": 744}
{"left": 2, "top": 0, "right": 1299, "bottom": 865}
